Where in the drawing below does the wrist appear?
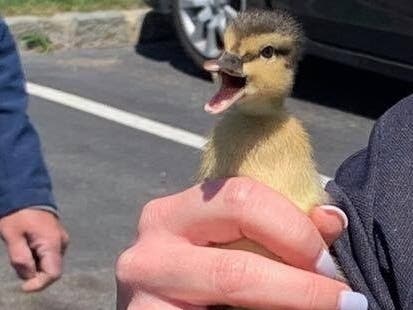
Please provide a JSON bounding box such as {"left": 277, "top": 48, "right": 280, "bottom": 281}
{"left": 29, "top": 205, "right": 60, "bottom": 218}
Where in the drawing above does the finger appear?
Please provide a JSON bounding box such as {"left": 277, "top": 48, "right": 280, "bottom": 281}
{"left": 127, "top": 242, "right": 366, "bottom": 310}
{"left": 140, "top": 178, "right": 336, "bottom": 277}
{"left": 22, "top": 272, "right": 55, "bottom": 292}
{"left": 5, "top": 237, "right": 36, "bottom": 280}
{"left": 126, "top": 292, "right": 205, "bottom": 310}
{"left": 60, "top": 230, "right": 70, "bottom": 255}
{"left": 22, "top": 248, "right": 62, "bottom": 292}
{"left": 310, "top": 205, "right": 348, "bottom": 246}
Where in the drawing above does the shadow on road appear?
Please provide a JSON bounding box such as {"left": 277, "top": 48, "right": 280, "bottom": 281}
{"left": 294, "top": 56, "right": 413, "bottom": 119}
{"left": 135, "top": 13, "right": 413, "bottom": 119}
{"left": 134, "top": 11, "right": 210, "bottom": 81}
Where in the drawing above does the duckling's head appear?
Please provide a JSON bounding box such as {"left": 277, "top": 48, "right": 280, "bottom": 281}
{"left": 204, "top": 9, "right": 304, "bottom": 115}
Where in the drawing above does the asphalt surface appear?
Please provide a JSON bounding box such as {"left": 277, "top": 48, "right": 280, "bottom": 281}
{"left": 0, "top": 37, "right": 412, "bottom": 309}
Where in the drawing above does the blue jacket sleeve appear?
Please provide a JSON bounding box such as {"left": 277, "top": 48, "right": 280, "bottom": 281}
{"left": 0, "top": 20, "right": 56, "bottom": 217}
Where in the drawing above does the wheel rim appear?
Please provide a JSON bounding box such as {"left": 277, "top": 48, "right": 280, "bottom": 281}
{"left": 177, "top": 0, "right": 247, "bottom": 59}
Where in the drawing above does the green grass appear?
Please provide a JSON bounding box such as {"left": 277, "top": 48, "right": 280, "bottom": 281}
{"left": 21, "top": 32, "right": 53, "bottom": 53}
{"left": 0, "top": 0, "right": 145, "bottom": 16}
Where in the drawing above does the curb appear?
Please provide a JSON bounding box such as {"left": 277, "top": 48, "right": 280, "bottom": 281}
{"left": 5, "top": 8, "right": 172, "bottom": 50}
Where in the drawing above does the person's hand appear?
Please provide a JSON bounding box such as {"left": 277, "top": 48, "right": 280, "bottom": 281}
{"left": 0, "top": 208, "right": 69, "bottom": 292}
{"left": 116, "top": 177, "right": 367, "bottom": 310}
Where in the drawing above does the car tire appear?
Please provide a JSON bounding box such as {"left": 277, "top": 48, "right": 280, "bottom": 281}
{"left": 172, "top": 0, "right": 266, "bottom": 69}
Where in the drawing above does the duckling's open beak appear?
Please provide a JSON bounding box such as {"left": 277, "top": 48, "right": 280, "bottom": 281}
{"left": 203, "top": 54, "right": 247, "bottom": 115}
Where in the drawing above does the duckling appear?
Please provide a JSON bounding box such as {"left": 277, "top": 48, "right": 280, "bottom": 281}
{"left": 198, "top": 9, "right": 328, "bottom": 310}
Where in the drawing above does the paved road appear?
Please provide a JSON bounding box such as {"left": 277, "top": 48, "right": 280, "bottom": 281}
{"left": 0, "top": 38, "right": 412, "bottom": 309}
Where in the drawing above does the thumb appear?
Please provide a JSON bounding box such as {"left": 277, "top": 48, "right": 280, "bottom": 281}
{"left": 309, "top": 205, "right": 348, "bottom": 246}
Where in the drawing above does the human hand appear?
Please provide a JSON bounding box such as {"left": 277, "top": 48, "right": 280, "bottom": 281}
{"left": 0, "top": 208, "right": 69, "bottom": 292}
{"left": 116, "top": 177, "right": 367, "bottom": 310}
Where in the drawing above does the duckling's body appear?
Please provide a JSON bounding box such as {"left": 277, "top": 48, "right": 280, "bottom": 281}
{"left": 198, "top": 108, "right": 325, "bottom": 213}
{"left": 199, "top": 9, "right": 328, "bottom": 310}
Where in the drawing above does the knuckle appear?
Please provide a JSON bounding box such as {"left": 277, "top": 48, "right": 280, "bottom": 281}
{"left": 212, "top": 253, "right": 251, "bottom": 301}
{"left": 61, "top": 231, "right": 70, "bottom": 245}
{"left": 138, "top": 197, "right": 171, "bottom": 231}
{"left": 10, "top": 255, "right": 31, "bottom": 268}
{"left": 0, "top": 226, "right": 17, "bottom": 242}
{"left": 284, "top": 216, "right": 316, "bottom": 249}
{"left": 115, "top": 247, "right": 137, "bottom": 283}
{"left": 223, "top": 178, "right": 256, "bottom": 212}
{"left": 115, "top": 245, "right": 151, "bottom": 286}
{"left": 47, "top": 237, "right": 64, "bottom": 250}
{"left": 223, "top": 178, "right": 260, "bottom": 226}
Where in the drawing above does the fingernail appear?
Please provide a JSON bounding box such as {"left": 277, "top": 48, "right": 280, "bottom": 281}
{"left": 339, "top": 291, "right": 368, "bottom": 310}
{"left": 315, "top": 249, "right": 337, "bottom": 279}
{"left": 320, "top": 205, "right": 348, "bottom": 229}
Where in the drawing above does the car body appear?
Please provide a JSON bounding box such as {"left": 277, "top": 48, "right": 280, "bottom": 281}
{"left": 146, "top": 0, "right": 413, "bottom": 82}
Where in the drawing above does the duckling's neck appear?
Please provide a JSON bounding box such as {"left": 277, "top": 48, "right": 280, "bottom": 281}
{"left": 235, "top": 96, "right": 285, "bottom": 117}
{"left": 199, "top": 100, "right": 291, "bottom": 182}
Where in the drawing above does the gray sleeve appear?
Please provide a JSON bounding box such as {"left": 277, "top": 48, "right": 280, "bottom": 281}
{"left": 326, "top": 95, "right": 413, "bottom": 310}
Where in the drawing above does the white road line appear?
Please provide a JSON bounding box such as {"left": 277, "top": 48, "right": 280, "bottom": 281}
{"left": 27, "top": 82, "right": 207, "bottom": 149}
{"left": 27, "top": 82, "right": 332, "bottom": 184}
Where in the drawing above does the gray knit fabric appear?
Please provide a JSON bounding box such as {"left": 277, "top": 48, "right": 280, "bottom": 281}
{"left": 327, "top": 95, "right": 413, "bottom": 310}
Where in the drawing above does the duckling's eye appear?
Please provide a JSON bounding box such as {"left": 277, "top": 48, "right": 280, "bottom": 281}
{"left": 260, "top": 46, "right": 274, "bottom": 59}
